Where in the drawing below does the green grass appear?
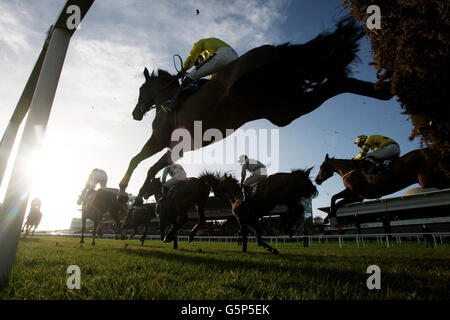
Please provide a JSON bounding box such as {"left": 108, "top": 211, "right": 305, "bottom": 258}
{"left": 1, "top": 236, "right": 449, "bottom": 300}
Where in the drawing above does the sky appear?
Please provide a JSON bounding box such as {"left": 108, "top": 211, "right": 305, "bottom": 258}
{"left": 0, "top": 0, "right": 421, "bottom": 231}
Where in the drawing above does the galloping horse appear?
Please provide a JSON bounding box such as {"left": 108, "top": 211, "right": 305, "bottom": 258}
{"left": 143, "top": 172, "right": 219, "bottom": 249}
{"left": 78, "top": 188, "right": 129, "bottom": 246}
{"left": 22, "top": 208, "right": 43, "bottom": 237}
{"left": 121, "top": 203, "right": 156, "bottom": 246}
{"left": 216, "top": 169, "right": 318, "bottom": 254}
{"left": 315, "top": 149, "right": 450, "bottom": 223}
{"left": 119, "top": 18, "right": 393, "bottom": 204}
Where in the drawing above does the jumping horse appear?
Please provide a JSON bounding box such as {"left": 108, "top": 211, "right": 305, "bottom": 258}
{"left": 315, "top": 149, "right": 450, "bottom": 223}
{"left": 119, "top": 18, "right": 393, "bottom": 204}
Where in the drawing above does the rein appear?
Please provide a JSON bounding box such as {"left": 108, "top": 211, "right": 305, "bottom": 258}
{"left": 341, "top": 169, "right": 358, "bottom": 180}
{"left": 159, "top": 54, "right": 184, "bottom": 93}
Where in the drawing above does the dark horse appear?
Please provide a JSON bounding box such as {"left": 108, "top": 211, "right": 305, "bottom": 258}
{"left": 22, "top": 208, "right": 43, "bottom": 237}
{"left": 78, "top": 188, "right": 129, "bottom": 246}
{"left": 143, "top": 172, "right": 219, "bottom": 249}
{"left": 121, "top": 203, "right": 156, "bottom": 246}
{"left": 119, "top": 18, "right": 393, "bottom": 203}
{"left": 315, "top": 149, "right": 450, "bottom": 224}
{"left": 216, "top": 169, "right": 318, "bottom": 254}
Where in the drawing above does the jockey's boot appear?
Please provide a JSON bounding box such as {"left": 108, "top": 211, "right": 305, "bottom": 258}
{"left": 160, "top": 77, "right": 193, "bottom": 112}
{"left": 160, "top": 186, "right": 168, "bottom": 200}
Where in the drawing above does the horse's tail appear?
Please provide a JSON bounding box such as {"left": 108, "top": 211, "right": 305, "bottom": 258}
{"left": 277, "top": 16, "right": 364, "bottom": 83}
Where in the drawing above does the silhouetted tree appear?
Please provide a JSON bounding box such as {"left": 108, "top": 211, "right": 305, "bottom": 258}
{"left": 344, "top": 0, "right": 450, "bottom": 176}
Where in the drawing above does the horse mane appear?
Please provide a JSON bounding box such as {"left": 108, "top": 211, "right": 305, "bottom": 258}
{"left": 198, "top": 170, "right": 221, "bottom": 187}
{"left": 151, "top": 69, "right": 173, "bottom": 79}
{"left": 290, "top": 167, "right": 313, "bottom": 177}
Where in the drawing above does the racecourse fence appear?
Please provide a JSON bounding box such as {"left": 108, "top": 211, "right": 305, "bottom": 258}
{"left": 29, "top": 232, "right": 450, "bottom": 249}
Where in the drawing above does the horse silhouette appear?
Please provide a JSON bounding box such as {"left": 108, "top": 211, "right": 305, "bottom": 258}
{"left": 119, "top": 18, "right": 393, "bottom": 204}
{"left": 315, "top": 149, "right": 450, "bottom": 223}
{"left": 215, "top": 169, "right": 318, "bottom": 254}
{"left": 78, "top": 188, "right": 128, "bottom": 246}
{"left": 22, "top": 208, "right": 43, "bottom": 238}
{"left": 143, "top": 172, "right": 219, "bottom": 249}
{"left": 121, "top": 203, "right": 156, "bottom": 246}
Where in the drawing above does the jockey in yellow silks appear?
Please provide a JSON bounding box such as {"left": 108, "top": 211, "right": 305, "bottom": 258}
{"left": 354, "top": 135, "right": 400, "bottom": 173}
{"left": 161, "top": 38, "right": 238, "bottom": 112}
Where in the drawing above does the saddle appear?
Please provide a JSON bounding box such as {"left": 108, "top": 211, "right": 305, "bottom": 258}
{"left": 360, "top": 156, "right": 398, "bottom": 174}
{"left": 242, "top": 183, "right": 259, "bottom": 201}
{"left": 178, "top": 79, "right": 209, "bottom": 101}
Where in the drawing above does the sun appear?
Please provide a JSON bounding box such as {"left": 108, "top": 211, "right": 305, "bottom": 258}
{"left": 28, "top": 134, "right": 82, "bottom": 230}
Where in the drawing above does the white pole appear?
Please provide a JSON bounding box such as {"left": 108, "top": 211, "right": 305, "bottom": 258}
{"left": 0, "top": 28, "right": 51, "bottom": 189}
{"left": 0, "top": 28, "right": 71, "bottom": 284}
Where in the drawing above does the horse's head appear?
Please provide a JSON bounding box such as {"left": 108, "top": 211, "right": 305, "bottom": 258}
{"left": 142, "top": 177, "right": 163, "bottom": 200}
{"left": 303, "top": 167, "right": 319, "bottom": 199}
{"left": 315, "top": 154, "right": 335, "bottom": 185}
{"left": 216, "top": 173, "right": 242, "bottom": 201}
{"left": 132, "top": 68, "right": 179, "bottom": 121}
{"left": 133, "top": 68, "right": 156, "bottom": 120}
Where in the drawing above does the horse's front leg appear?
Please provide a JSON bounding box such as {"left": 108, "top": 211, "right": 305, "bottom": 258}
{"left": 241, "top": 224, "right": 248, "bottom": 253}
{"left": 92, "top": 220, "right": 98, "bottom": 246}
{"left": 326, "top": 188, "right": 354, "bottom": 223}
{"left": 173, "top": 234, "right": 178, "bottom": 250}
{"left": 119, "top": 135, "right": 164, "bottom": 193}
{"left": 134, "top": 150, "right": 172, "bottom": 205}
{"left": 140, "top": 225, "right": 148, "bottom": 246}
{"left": 80, "top": 216, "right": 86, "bottom": 245}
{"left": 164, "top": 210, "right": 188, "bottom": 243}
{"left": 189, "top": 205, "right": 205, "bottom": 243}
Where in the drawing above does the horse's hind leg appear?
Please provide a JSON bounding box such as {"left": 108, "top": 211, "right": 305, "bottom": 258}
{"left": 173, "top": 233, "right": 178, "bottom": 250}
{"left": 189, "top": 205, "right": 205, "bottom": 242}
{"left": 140, "top": 225, "right": 148, "bottom": 246}
{"left": 250, "top": 223, "right": 279, "bottom": 255}
{"left": 239, "top": 223, "right": 248, "bottom": 253}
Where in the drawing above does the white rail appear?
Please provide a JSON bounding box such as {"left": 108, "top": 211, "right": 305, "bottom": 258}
{"left": 29, "top": 232, "right": 450, "bottom": 249}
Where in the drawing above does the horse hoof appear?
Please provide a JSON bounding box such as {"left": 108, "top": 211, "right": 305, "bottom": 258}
{"left": 188, "top": 236, "right": 194, "bottom": 243}
{"left": 272, "top": 248, "right": 279, "bottom": 255}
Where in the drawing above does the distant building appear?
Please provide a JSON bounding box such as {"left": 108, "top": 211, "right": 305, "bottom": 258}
{"left": 318, "top": 188, "right": 450, "bottom": 234}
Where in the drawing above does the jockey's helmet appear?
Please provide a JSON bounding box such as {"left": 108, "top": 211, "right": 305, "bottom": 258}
{"left": 354, "top": 135, "right": 368, "bottom": 144}
{"left": 237, "top": 155, "right": 248, "bottom": 165}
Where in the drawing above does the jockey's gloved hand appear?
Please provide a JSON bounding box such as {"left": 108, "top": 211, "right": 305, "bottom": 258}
{"left": 176, "top": 69, "right": 186, "bottom": 79}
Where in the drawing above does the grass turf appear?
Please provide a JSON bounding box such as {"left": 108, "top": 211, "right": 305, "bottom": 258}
{"left": 1, "top": 236, "right": 449, "bottom": 300}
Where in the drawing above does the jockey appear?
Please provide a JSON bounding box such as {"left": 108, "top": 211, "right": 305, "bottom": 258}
{"left": 77, "top": 168, "right": 108, "bottom": 205}
{"left": 160, "top": 163, "right": 187, "bottom": 199}
{"left": 238, "top": 155, "right": 267, "bottom": 200}
{"left": 161, "top": 37, "right": 238, "bottom": 111}
{"left": 30, "top": 197, "right": 42, "bottom": 210}
{"left": 354, "top": 135, "right": 400, "bottom": 173}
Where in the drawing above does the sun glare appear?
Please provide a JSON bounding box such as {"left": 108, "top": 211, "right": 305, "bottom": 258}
{"left": 28, "top": 135, "right": 81, "bottom": 231}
